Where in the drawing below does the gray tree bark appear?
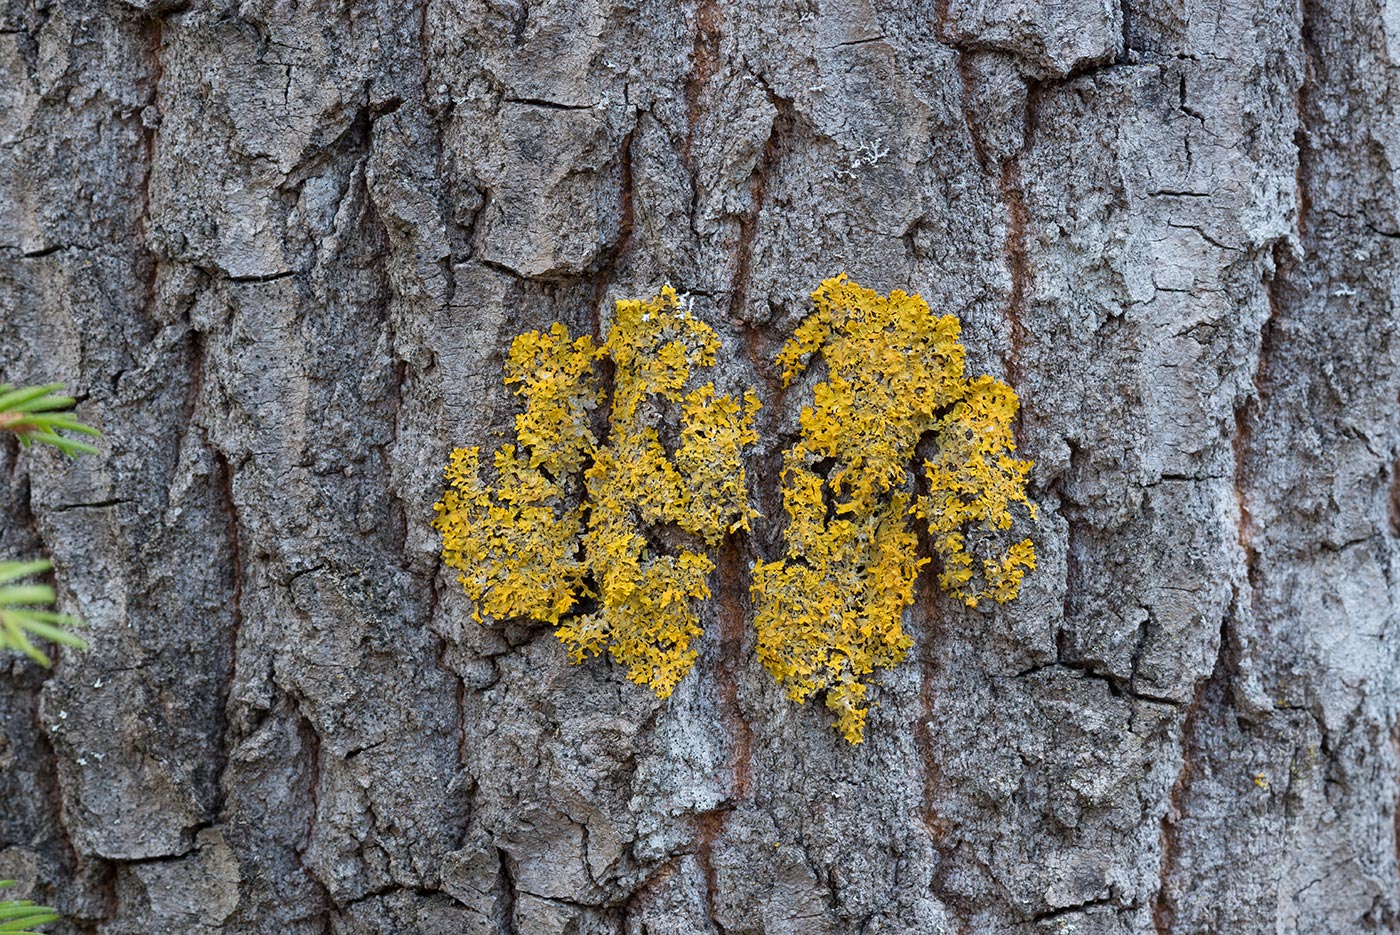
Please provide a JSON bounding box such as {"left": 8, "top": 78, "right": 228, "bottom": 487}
{"left": 2, "top": 0, "right": 1398, "bottom": 931}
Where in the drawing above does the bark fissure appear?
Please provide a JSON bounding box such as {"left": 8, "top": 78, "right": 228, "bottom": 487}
{"left": 212, "top": 447, "right": 244, "bottom": 822}
{"left": 728, "top": 87, "right": 788, "bottom": 322}
{"left": 713, "top": 540, "right": 752, "bottom": 800}
{"left": 998, "top": 155, "right": 1031, "bottom": 390}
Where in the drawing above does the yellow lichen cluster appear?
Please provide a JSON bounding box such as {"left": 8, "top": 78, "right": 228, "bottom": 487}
{"left": 432, "top": 324, "right": 599, "bottom": 626}
{"left": 432, "top": 287, "right": 760, "bottom": 699}
{"left": 752, "top": 275, "right": 1036, "bottom": 743}
{"left": 434, "top": 276, "right": 1036, "bottom": 744}
{"left": 916, "top": 375, "right": 1037, "bottom": 605}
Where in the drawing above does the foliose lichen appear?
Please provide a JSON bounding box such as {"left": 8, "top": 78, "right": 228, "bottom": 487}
{"left": 751, "top": 275, "right": 1036, "bottom": 743}
{"left": 434, "top": 275, "right": 1035, "bottom": 742}
{"left": 432, "top": 287, "right": 760, "bottom": 699}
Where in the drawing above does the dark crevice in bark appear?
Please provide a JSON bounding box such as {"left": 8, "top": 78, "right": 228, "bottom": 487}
{"left": 714, "top": 539, "right": 752, "bottom": 799}
{"left": 417, "top": 0, "right": 433, "bottom": 111}
{"left": 997, "top": 156, "right": 1031, "bottom": 393}
{"left": 493, "top": 846, "right": 518, "bottom": 934}
{"left": 429, "top": 573, "right": 470, "bottom": 779}
{"left": 694, "top": 809, "right": 731, "bottom": 935}
{"left": 1231, "top": 236, "right": 1290, "bottom": 643}
{"left": 589, "top": 120, "right": 637, "bottom": 334}
{"left": 1117, "top": 0, "right": 1132, "bottom": 63}
{"left": 728, "top": 88, "right": 789, "bottom": 323}
{"left": 824, "top": 34, "right": 886, "bottom": 49}
{"left": 415, "top": 13, "right": 463, "bottom": 304}
{"left": 504, "top": 96, "right": 593, "bottom": 111}
{"left": 1175, "top": 74, "right": 1205, "bottom": 127}
{"left": 684, "top": 0, "right": 723, "bottom": 169}
{"left": 1019, "top": 646, "right": 1183, "bottom": 707}
{"left": 293, "top": 711, "right": 334, "bottom": 932}
{"left": 340, "top": 883, "right": 463, "bottom": 914}
{"left": 1150, "top": 609, "right": 1232, "bottom": 935}
{"left": 129, "top": 12, "right": 166, "bottom": 390}
{"left": 227, "top": 269, "right": 298, "bottom": 284}
{"left": 387, "top": 363, "right": 410, "bottom": 562}
{"left": 48, "top": 497, "right": 133, "bottom": 513}
{"left": 1295, "top": 0, "right": 1319, "bottom": 242}
{"left": 212, "top": 447, "right": 244, "bottom": 821}
{"left": 1033, "top": 895, "right": 1117, "bottom": 921}
{"left": 1022, "top": 79, "right": 1044, "bottom": 152}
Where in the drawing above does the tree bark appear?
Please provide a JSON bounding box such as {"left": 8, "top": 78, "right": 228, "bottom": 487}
{"left": 2, "top": 0, "right": 1398, "bottom": 932}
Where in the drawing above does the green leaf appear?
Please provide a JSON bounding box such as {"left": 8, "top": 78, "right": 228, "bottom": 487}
{"left": 12, "top": 617, "right": 86, "bottom": 647}
{"left": 0, "top": 616, "right": 48, "bottom": 667}
{"left": 16, "top": 432, "right": 100, "bottom": 458}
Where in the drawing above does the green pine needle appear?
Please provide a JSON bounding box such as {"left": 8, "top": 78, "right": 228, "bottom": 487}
{"left": 0, "top": 384, "right": 101, "bottom": 458}
{"left": 0, "top": 561, "right": 86, "bottom": 666}
{"left": 0, "top": 882, "right": 58, "bottom": 934}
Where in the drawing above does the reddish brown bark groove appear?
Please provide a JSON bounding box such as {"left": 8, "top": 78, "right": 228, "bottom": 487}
{"left": 933, "top": 0, "right": 952, "bottom": 43}
{"left": 998, "top": 156, "right": 1031, "bottom": 391}
{"left": 728, "top": 94, "right": 786, "bottom": 323}
{"left": 622, "top": 856, "right": 679, "bottom": 917}
{"left": 590, "top": 123, "right": 637, "bottom": 333}
{"left": 714, "top": 539, "right": 753, "bottom": 799}
{"left": 694, "top": 809, "right": 730, "bottom": 934}
{"left": 1392, "top": 724, "right": 1400, "bottom": 901}
{"left": 1388, "top": 449, "right": 1400, "bottom": 538}
{"left": 914, "top": 593, "right": 949, "bottom": 844}
{"left": 684, "top": 0, "right": 723, "bottom": 168}
{"left": 955, "top": 54, "right": 991, "bottom": 174}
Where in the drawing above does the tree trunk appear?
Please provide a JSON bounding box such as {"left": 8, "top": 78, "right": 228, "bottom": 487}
{"left": 2, "top": 0, "right": 1398, "bottom": 931}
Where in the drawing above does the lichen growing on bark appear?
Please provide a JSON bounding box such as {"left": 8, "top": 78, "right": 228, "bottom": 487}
{"left": 752, "top": 275, "right": 1036, "bottom": 743}
{"left": 434, "top": 276, "right": 1035, "bottom": 741}
{"left": 433, "top": 287, "right": 760, "bottom": 699}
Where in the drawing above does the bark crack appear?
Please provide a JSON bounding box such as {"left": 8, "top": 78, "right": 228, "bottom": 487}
{"left": 589, "top": 118, "right": 637, "bottom": 332}
{"left": 727, "top": 84, "right": 789, "bottom": 322}
{"left": 998, "top": 156, "right": 1031, "bottom": 391}
{"left": 713, "top": 539, "right": 752, "bottom": 799}
{"left": 212, "top": 447, "right": 244, "bottom": 821}
{"left": 683, "top": 0, "right": 723, "bottom": 169}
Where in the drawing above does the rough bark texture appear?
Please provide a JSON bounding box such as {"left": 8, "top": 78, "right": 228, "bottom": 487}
{"left": 2, "top": 0, "right": 1398, "bottom": 932}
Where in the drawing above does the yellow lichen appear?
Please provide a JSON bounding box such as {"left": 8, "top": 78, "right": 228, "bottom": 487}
{"left": 433, "top": 288, "right": 760, "bottom": 699}
{"left": 917, "top": 374, "right": 1038, "bottom": 606}
{"left": 753, "top": 274, "right": 1036, "bottom": 743}
{"left": 431, "top": 324, "right": 600, "bottom": 626}
{"left": 434, "top": 275, "right": 1035, "bottom": 742}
